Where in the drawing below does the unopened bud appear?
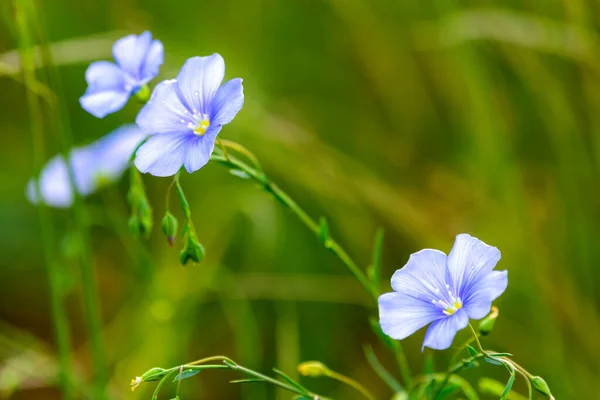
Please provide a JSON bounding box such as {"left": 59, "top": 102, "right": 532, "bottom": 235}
{"left": 478, "top": 306, "right": 499, "bottom": 336}
{"left": 179, "top": 234, "right": 205, "bottom": 266}
{"left": 161, "top": 212, "right": 178, "bottom": 246}
{"left": 531, "top": 376, "right": 553, "bottom": 398}
{"left": 134, "top": 84, "right": 151, "bottom": 102}
{"left": 297, "top": 361, "right": 330, "bottom": 377}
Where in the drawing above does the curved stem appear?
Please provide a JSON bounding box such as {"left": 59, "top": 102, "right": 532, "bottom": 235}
{"left": 326, "top": 370, "right": 376, "bottom": 400}
{"left": 210, "top": 153, "right": 378, "bottom": 303}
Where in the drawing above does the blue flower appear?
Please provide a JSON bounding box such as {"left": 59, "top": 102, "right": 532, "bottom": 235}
{"left": 27, "top": 125, "right": 147, "bottom": 208}
{"left": 80, "top": 31, "right": 163, "bottom": 118}
{"left": 378, "top": 234, "right": 508, "bottom": 350}
{"left": 134, "top": 54, "right": 244, "bottom": 177}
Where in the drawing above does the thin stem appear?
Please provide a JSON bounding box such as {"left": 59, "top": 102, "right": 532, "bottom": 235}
{"left": 326, "top": 370, "right": 376, "bottom": 400}
{"left": 216, "top": 137, "right": 231, "bottom": 161}
{"left": 210, "top": 153, "right": 378, "bottom": 303}
{"left": 165, "top": 175, "right": 177, "bottom": 212}
{"left": 468, "top": 323, "right": 487, "bottom": 354}
{"left": 394, "top": 343, "right": 412, "bottom": 387}
{"left": 28, "top": 0, "right": 107, "bottom": 396}
{"left": 15, "top": 2, "right": 73, "bottom": 397}
{"left": 187, "top": 355, "right": 235, "bottom": 366}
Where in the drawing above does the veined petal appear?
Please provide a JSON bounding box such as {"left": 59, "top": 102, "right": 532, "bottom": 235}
{"left": 136, "top": 80, "right": 194, "bottom": 135}
{"left": 113, "top": 31, "right": 153, "bottom": 79}
{"left": 447, "top": 234, "right": 501, "bottom": 299}
{"left": 463, "top": 270, "right": 508, "bottom": 319}
{"left": 80, "top": 89, "right": 130, "bottom": 118}
{"left": 176, "top": 54, "right": 225, "bottom": 115}
{"left": 210, "top": 78, "right": 244, "bottom": 126}
{"left": 391, "top": 249, "right": 449, "bottom": 303}
{"left": 84, "top": 61, "right": 126, "bottom": 90}
{"left": 134, "top": 133, "right": 192, "bottom": 177}
{"left": 378, "top": 292, "right": 442, "bottom": 341}
{"left": 140, "top": 40, "right": 164, "bottom": 83}
{"left": 422, "top": 308, "right": 469, "bottom": 350}
{"left": 183, "top": 126, "right": 221, "bottom": 173}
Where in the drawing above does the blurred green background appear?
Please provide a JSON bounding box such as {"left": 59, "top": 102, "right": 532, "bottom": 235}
{"left": 1, "top": 0, "right": 599, "bottom": 398}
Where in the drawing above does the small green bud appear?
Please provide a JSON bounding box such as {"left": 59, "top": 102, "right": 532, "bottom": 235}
{"left": 128, "top": 215, "right": 141, "bottom": 237}
{"left": 478, "top": 306, "right": 499, "bottom": 336}
{"left": 134, "top": 84, "right": 151, "bottom": 102}
{"left": 531, "top": 376, "right": 553, "bottom": 398}
{"left": 297, "top": 361, "right": 330, "bottom": 377}
{"left": 179, "top": 234, "right": 205, "bottom": 266}
{"left": 141, "top": 367, "right": 168, "bottom": 382}
{"left": 161, "top": 212, "right": 179, "bottom": 246}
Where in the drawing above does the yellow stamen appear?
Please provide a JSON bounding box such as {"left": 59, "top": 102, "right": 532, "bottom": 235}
{"left": 194, "top": 118, "right": 210, "bottom": 136}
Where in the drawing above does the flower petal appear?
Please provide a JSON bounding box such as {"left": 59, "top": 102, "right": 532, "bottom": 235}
{"left": 136, "top": 80, "right": 194, "bottom": 135}
{"left": 140, "top": 40, "right": 164, "bottom": 83}
{"left": 378, "top": 292, "right": 442, "bottom": 341}
{"left": 26, "top": 155, "right": 73, "bottom": 208}
{"left": 176, "top": 54, "right": 225, "bottom": 115}
{"left": 447, "top": 234, "right": 501, "bottom": 299}
{"left": 134, "top": 133, "right": 192, "bottom": 177}
{"left": 210, "top": 78, "right": 244, "bottom": 126}
{"left": 80, "top": 61, "right": 129, "bottom": 118}
{"left": 391, "top": 249, "right": 449, "bottom": 303}
{"left": 463, "top": 270, "right": 508, "bottom": 319}
{"left": 113, "top": 31, "right": 153, "bottom": 79}
{"left": 183, "top": 126, "right": 221, "bottom": 173}
{"left": 93, "top": 125, "right": 147, "bottom": 180}
{"left": 80, "top": 90, "right": 130, "bottom": 118}
{"left": 422, "top": 308, "right": 469, "bottom": 350}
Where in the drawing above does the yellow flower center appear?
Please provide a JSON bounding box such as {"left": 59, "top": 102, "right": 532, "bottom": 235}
{"left": 190, "top": 114, "right": 210, "bottom": 136}
{"left": 443, "top": 300, "right": 463, "bottom": 316}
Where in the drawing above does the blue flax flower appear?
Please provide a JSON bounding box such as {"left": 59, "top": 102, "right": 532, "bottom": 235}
{"left": 27, "top": 125, "right": 147, "bottom": 208}
{"left": 80, "top": 31, "right": 163, "bottom": 118}
{"left": 378, "top": 234, "right": 508, "bottom": 350}
{"left": 134, "top": 53, "right": 244, "bottom": 177}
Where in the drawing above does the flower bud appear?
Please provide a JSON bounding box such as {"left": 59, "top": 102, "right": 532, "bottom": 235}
{"left": 141, "top": 367, "right": 168, "bottom": 382}
{"left": 161, "top": 212, "right": 178, "bottom": 246}
{"left": 179, "top": 234, "right": 205, "bottom": 266}
{"left": 297, "top": 361, "right": 330, "bottom": 377}
{"left": 478, "top": 306, "right": 499, "bottom": 336}
{"left": 531, "top": 376, "right": 553, "bottom": 398}
{"left": 134, "top": 84, "right": 151, "bottom": 103}
{"left": 128, "top": 169, "right": 153, "bottom": 238}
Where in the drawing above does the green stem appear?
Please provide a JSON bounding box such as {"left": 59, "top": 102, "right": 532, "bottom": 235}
{"left": 394, "top": 342, "right": 412, "bottom": 387}
{"left": 210, "top": 153, "right": 378, "bottom": 303}
{"left": 14, "top": 2, "right": 73, "bottom": 397}
{"left": 326, "top": 370, "right": 376, "bottom": 400}
{"left": 28, "top": 1, "right": 107, "bottom": 396}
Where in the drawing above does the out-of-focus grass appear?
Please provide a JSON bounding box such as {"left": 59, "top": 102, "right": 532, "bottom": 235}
{"left": 1, "top": 0, "right": 600, "bottom": 398}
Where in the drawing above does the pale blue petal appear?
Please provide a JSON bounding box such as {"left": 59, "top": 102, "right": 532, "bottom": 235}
{"left": 447, "top": 234, "right": 501, "bottom": 299}
{"left": 80, "top": 61, "right": 129, "bottom": 118}
{"left": 113, "top": 31, "right": 153, "bottom": 79}
{"left": 134, "top": 133, "right": 192, "bottom": 177}
{"left": 183, "top": 126, "right": 221, "bottom": 173}
{"left": 136, "top": 80, "right": 194, "bottom": 135}
{"left": 463, "top": 270, "right": 508, "bottom": 319}
{"left": 26, "top": 155, "right": 73, "bottom": 208}
{"left": 210, "top": 78, "right": 244, "bottom": 126}
{"left": 379, "top": 292, "right": 443, "bottom": 341}
{"left": 80, "top": 90, "right": 130, "bottom": 118}
{"left": 176, "top": 54, "right": 225, "bottom": 115}
{"left": 391, "top": 249, "right": 449, "bottom": 303}
{"left": 422, "top": 308, "right": 469, "bottom": 350}
{"left": 140, "top": 40, "right": 164, "bottom": 83}
{"left": 93, "top": 125, "right": 147, "bottom": 180}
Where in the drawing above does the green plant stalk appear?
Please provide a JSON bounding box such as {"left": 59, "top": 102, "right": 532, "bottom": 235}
{"left": 210, "top": 152, "right": 378, "bottom": 303}
{"left": 325, "top": 369, "right": 376, "bottom": 400}
{"left": 14, "top": 1, "right": 73, "bottom": 397}
{"left": 26, "top": 0, "right": 107, "bottom": 396}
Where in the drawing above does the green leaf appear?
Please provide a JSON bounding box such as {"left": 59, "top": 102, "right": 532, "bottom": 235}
{"left": 484, "top": 356, "right": 503, "bottom": 366}
{"left": 478, "top": 378, "right": 527, "bottom": 400}
{"left": 229, "top": 169, "right": 251, "bottom": 179}
{"left": 230, "top": 378, "right": 265, "bottom": 384}
{"left": 318, "top": 217, "right": 329, "bottom": 245}
{"left": 368, "top": 228, "right": 384, "bottom": 291}
{"left": 466, "top": 345, "right": 478, "bottom": 357}
{"left": 363, "top": 344, "right": 403, "bottom": 393}
{"left": 172, "top": 369, "right": 201, "bottom": 382}
{"left": 437, "top": 382, "right": 461, "bottom": 399}
{"left": 500, "top": 370, "right": 516, "bottom": 400}
{"left": 273, "top": 368, "right": 309, "bottom": 394}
